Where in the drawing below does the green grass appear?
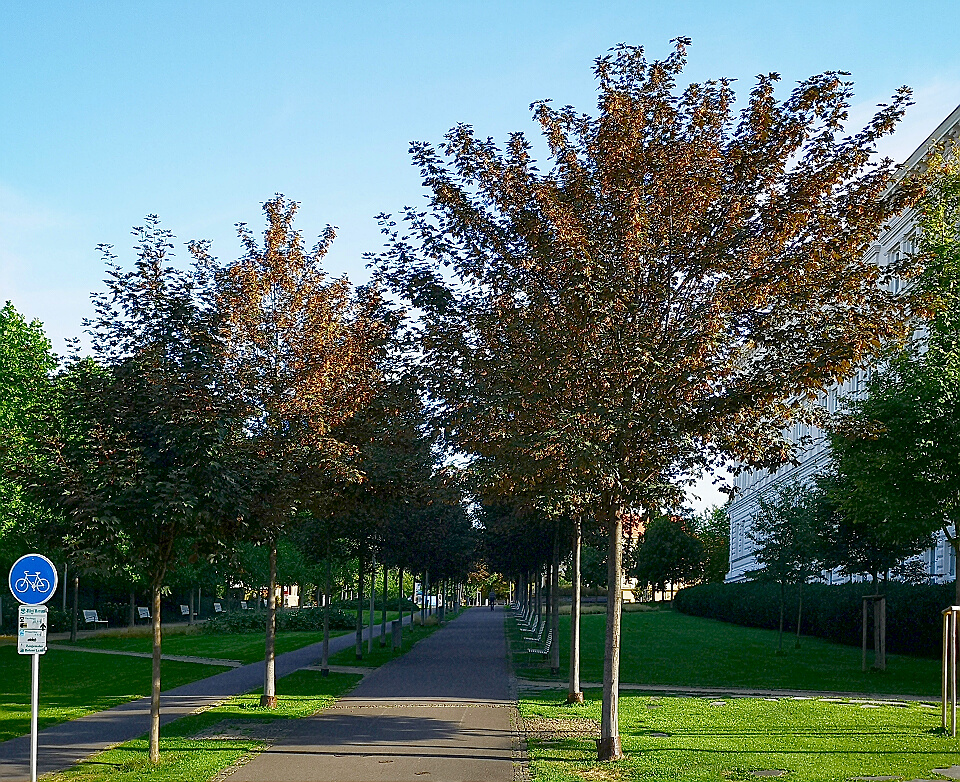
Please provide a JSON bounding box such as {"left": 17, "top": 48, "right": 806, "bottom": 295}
{"left": 513, "top": 609, "right": 942, "bottom": 696}
{"left": 520, "top": 689, "right": 958, "bottom": 782}
{"left": 65, "top": 628, "right": 351, "bottom": 663}
{"left": 0, "top": 646, "right": 227, "bottom": 742}
{"left": 47, "top": 670, "right": 361, "bottom": 782}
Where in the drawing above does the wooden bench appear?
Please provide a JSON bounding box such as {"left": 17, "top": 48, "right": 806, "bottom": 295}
{"left": 82, "top": 610, "right": 107, "bottom": 628}
{"left": 137, "top": 606, "right": 151, "bottom": 621}
{"left": 213, "top": 602, "right": 223, "bottom": 613}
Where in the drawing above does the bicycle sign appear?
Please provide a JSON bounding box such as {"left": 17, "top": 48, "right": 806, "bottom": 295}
{"left": 8, "top": 554, "right": 58, "bottom": 605}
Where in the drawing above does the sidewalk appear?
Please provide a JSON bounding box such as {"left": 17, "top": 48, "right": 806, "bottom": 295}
{"left": 0, "top": 620, "right": 407, "bottom": 782}
{"left": 224, "top": 607, "right": 521, "bottom": 782}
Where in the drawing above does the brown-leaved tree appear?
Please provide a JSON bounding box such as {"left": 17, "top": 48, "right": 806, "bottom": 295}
{"left": 375, "top": 41, "right": 921, "bottom": 759}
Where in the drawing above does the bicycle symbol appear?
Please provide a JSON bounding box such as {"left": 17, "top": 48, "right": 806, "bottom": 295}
{"left": 15, "top": 572, "right": 51, "bottom": 593}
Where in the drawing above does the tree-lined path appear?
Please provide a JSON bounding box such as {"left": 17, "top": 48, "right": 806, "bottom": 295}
{"left": 0, "top": 619, "right": 408, "bottom": 781}
{"left": 226, "top": 607, "right": 518, "bottom": 782}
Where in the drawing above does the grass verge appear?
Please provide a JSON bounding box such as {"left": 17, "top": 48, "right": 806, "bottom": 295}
{"left": 511, "top": 609, "right": 941, "bottom": 696}
{"left": 46, "top": 670, "right": 361, "bottom": 782}
{"left": 520, "top": 688, "right": 957, "bottom": 782}
{"left": 0, "top": 646, "right": 227, "bottom": 743}
{"left": 63, "top": 628, "right": 352, "bottom": 663}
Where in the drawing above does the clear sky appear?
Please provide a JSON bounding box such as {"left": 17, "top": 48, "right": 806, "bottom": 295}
{"left": 3, "top": 1, "right": 960, "bottom": 509}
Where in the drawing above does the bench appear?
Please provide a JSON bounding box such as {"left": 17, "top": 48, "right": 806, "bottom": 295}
{"left": 527, "top": 630, "right": 553, "bottom": 658}
{"left": 180, "top": 604, "right": 190, "bottom": 617}
{"left": 213, "top": 602, "right": 223, "bottom": 613}
{"left": 137, "top": 606, "right": 151, "bottom": 620}
{"left": 82, "top": 610, "right": 107, "bottom": 628}
{"left": 240, "top": 600, "right": 249, "bottom": 610}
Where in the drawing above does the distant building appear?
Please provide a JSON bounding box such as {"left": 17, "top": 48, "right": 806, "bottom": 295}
{"left": 726, "top": 104, "right": 960, "bottom": 585}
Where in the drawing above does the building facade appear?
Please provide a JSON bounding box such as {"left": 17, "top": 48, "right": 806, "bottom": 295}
{"left": 726, "top": 104, "right": 960, "bottom": 585}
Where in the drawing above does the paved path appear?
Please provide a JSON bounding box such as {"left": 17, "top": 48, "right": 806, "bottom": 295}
{"left": 0, "top": 622, "right": 399, "bottom": 782}
{"left": 47, "top": 644, "right": 244, "bottom": 667}
{"left": 225, "top": 608, "right": 519, "bottom": 782}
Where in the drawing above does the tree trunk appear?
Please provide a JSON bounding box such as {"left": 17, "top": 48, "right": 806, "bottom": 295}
{"left": 795, "top": 580, "right": 804, "bottom": 649}
{"left": 356, "top": 547, "right": 365, "bottom": 660}
{"left": 397, "top": 566, "right": 404, "bottom": 646}
{"left": 321, "top": 552, "right": 331, "bottom": 677}
{"left": 777, "top": 580, "right": 785, "bottom": 654}
{"left": 380, "top": 562, "right": 388, "bottom": 647}
{"left": 188, "top": 587, "right": 195, "bottom": 625}
{"left": 62, "top": 562, "right": 68, "bottom": 612}
{"left": 70, "top": 575, "right": 79, "bottom": 643}
{"left": 260, "top": 545, "right": 279, "bottom": 707}
{"left": 598, "top": 505, "right": 624, "bottom": 761}
{"left": 424, "top": 569, "right": 430, "bottom": 619}
{"left": 149, "top": 582, "right": 162, "bottom": 763}
{"left": 129, "top": 590, "right": 136, "bottom": 628}
{"left": 368, "top": 557, "right": 376, "bottom": 654}
{"left": 568, "top": 518, "right": 584, "bottom": 704}
{"left": 550, "top": 527, "right": 561, "bottom": 674}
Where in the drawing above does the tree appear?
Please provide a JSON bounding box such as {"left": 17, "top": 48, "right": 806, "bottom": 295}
{"left": 632, "top": 515, "right": 703, "bottom": 598}
{"left": 204, "top": 195, "right": 385, "bottom": 706}
{"left": 747, "top": 480, "right": 823, "bottom": 652}
{"left": 376, "top": 41, "right": 919, "bottom": 758}
{"left": 0, "top": 302, "right": 57, "bottom": 570}
{"left": 691, "top": 506, "right": 731, "bottom": 585}
{"left": 826, "top": 157, "right": 960, "bottom": 604}
{"left": 22, "top": 218, "right": 251, "bottom": 762}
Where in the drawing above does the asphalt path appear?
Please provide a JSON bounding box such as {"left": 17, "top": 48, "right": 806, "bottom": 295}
{"left": 0, "top": 620, "right": 401, "bottom": 782}
{"left": 225, "top": 607, "right": 519, "bottom": 782}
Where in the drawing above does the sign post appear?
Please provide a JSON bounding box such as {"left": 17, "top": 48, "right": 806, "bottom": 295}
{"left": 9, "top": 554, "right": 58, "bottom": 782}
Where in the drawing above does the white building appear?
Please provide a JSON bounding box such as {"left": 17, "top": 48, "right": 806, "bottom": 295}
{"left": 726, "top": 104, "right": 960, "bottom": 585}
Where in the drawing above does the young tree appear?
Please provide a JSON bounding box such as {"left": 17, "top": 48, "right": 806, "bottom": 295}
{"left": 22, "top": 219, "right": 251, "bottom": 762}
{"left": 747, "top": 480, "right": 823, "bottom": 652}
{"left": 206, "top": 195, "right": 384, "bottom": 705}
{"left": 376, "top": 41, "right": 919, "bottom": 758}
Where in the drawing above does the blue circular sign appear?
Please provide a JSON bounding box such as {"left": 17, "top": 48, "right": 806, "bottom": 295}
{"left": 8, "top": 554, "right": 58, "bottom": 605}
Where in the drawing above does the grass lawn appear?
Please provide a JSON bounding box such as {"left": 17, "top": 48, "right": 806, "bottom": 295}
{"left": 64, "top": 611, "right": 398, "bottom": 663}
{"left": 0, "top": 646, "right": 227, "bottom": 743}
{"left": 513, "top": 609, "right": 942, "bottom": 696}
{"left": 520, "top": 689, "right": 958, "bottom": 782}
{"left": 66, "top": 628, "right": 352, "bottom": 663}
{"left": 47, "top": 670, "right": 361, "bottom": 782}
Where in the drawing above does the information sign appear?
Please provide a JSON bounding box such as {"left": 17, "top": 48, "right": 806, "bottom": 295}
{"left": 8, "top": 554, "right": 58, "bottom": 605}
{"left": 18, "top": 605, "right": 48, "bottom": 655}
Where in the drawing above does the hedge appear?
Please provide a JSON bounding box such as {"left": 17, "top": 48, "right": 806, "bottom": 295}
{"left": 673, "top": 580, "right": 956, "bottom": 658}
{"left": 201, "top": 606, "right": 355, "bottom": 634}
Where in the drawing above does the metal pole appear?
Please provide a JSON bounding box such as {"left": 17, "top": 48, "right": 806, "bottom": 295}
{"left": 944, "top": 611, "right": 950, "bottom": 732}
{"left": 31, "top": 653, "right": 39, "bottom": 782}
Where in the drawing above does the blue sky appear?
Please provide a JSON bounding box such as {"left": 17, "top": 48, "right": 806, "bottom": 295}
{"left": 3, "top": 1, "right": 960, "bottom": 508}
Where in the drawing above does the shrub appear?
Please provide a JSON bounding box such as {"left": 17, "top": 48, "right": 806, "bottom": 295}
{"left": 673, "top": 580, "right": 955, "bottom": 658}
{"left": 201, "top": 607, "right": 354, "bottom": 635}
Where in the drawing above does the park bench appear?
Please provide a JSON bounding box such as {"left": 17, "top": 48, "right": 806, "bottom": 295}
{"left": 523, "top": 620, "right": 546, "bottom": 644}
{"left": 240, "top": 600, "right": 250, "bottom": 610}
{"left": 82, "top": 610, "right": 107, "bottom": 628}
{"left": 137, "top": 606, "right": 151, "bottom": 621}
{"left": 526, "top": 630, "right": 552, "bottom": 659}
{"left": 213, "top": 602, "right": 223, "bottom": 613}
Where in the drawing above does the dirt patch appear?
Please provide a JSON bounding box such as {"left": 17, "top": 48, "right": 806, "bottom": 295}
{"left": 192, "top": 719, "right": 286, "bottom": 742}
{"left": 519, "top": 716, "right": 598, "bottom": 739}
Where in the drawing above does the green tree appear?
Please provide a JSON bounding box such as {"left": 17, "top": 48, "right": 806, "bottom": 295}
{"left": 376, "top": 41, "right": 919, "bottom": 758}
{"left": 691, "top": 506, "right": 731, "bottom": 584}
{"left": 747, "top": 480, "right": 824, "bottom": 652}
{"left": 826, "top": 157, "right": 960, "bottom": 604}
{"left": 632, "top": 515, "right": 703, "bottom": 598}
{"left": 22, "top": 218, "right": 251, "bottom": 762}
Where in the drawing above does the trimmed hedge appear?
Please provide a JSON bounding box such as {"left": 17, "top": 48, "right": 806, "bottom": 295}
{"left": 674, "top": 580, "right": 956, "bottom": 658}
{"left": 201, "top": 606, "right": 355, "bottom": 635}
